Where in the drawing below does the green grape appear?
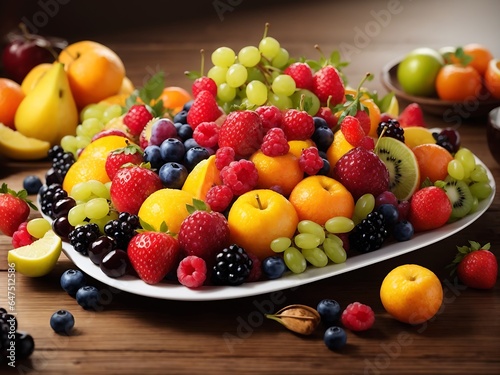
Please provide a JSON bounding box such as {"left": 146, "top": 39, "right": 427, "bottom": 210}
{"left": 297, "top": 220, "right": 325, "bottom": 243}
{"left": 207, "top": 65, "right": 228, "bottom": 86}
{"left": 259, "top": 36, "right": 280, "bottom": 60}
{"left": 68, "top": 204, "right": 88, "bottom": 226}
{"left": 469, "top": 181, "right": 492, "bottom": 200}
{"left": 270, "top": 237, "right": 292, "bottom": 253}
{"left": 271, "top": 74, "right": 296, "bottom": 97}
{"left": 302, "top": 247, "right": 329, "bottom": 268}
{"left": 102, "top": 104, "right": 123, "bottom": 124}
{"left": 469, "top": 196, "right": 479, "bottom": 214}
{"left": 455, "top": 148, "right": 476, "bottom": 175}
{"left": 237, "top": 46, "right": 261, "bottom": 67}
{"left": 447, "top": 159, "right": 465, "bottom": 180}
{"left": 325, "top": 216, "right": 355, "bottom": 234}
{"left": 326, "top": 233, "right": 344, "bottom": 246}
{"left": 284, "top": 246, "right": 307, "bottom": 274}
{"left": 81, "top": 118, "right": 104, "bottom": 137}
{"left": 91, "top": 210, "right": 118, "bottom": 234}
{"left": 267, "top": 92, "right": 293, "bottom": 110}
{"left": 246, "top": 67, "right": 266, "bottom": 83}
{"left": 294, "top": 233, "right": 321, "bottom": 249}
{"left": 246, "top": 80, "right": 268, "bottom": 106}
{"left": 80, "top": 104, "right": 104, "bottom": 122}
{"left": 322, "top": 237, "right": 347, "bottom": 264}
{"left": 60, "top": 135, "right": 78, "bottom": 154}
{"left": 226, "top": 63, "right": 248, "bottom": 88}
{"left": 217, "top": 83, "right": 237, "bottom": 102}
{"left": 271, "top": 48, "right": 289, "bottom": 68}
{"left": 75, "top": 135, "right": 91, "bottom": 150}
{"left": 84, "top": 198, "right": 110, "bottom": 220}
{"left": 470, "top": 165, "right": 490, "bottom": 182}
{"left": 87, "top": 180, "right": 110, "bottom": 199}
{"left": 211, "top": 47, "right": 235, "bottom": 67}
{"left": 26, "top": 218, "right": 52, "bottom": 238}
{"left": 354, "top": 193, "right": 375, "bottom": 220}
{"left": 71, "top": 182, "right": 92, "bottom": 201}
{"left": 291, "top": 89, "right": 320, "bottom": 116}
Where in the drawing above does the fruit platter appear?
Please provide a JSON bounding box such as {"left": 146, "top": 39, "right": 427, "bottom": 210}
{"left": 1, "top": 25, "right": 497, "bottom": 304}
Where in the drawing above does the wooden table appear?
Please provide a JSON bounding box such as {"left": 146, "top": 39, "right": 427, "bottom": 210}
{"left": 1, "top": 1, "right": 500, "bottom": 374}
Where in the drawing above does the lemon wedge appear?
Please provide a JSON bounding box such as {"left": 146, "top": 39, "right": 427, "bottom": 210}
{"left": 386, "top": 95, "right": 399, "bottom": 118}
{"left": 8, "top": 230, "right": 62, "bottom": 277}
{"left": 182, "top": 155, "right": 221, "bottom": 200}
{"left": 0, "top": 123, "right": 50, "bottom": 160}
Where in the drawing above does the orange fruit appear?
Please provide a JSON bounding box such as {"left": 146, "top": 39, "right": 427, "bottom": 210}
{"left": 380, "top": 264, "right": 443, "bottom": 324}
{"left": 288, "top": 139, "right": 315, "bottom": 158}
{"left": 78, "top": 135, "right": 130, "bottom": 161}
{"left": 158, "top": 86, "right": 192, "bottom": 114}
{"left": 288, "top": 175, "right": 354, "bottom": 226}
{"left": 0, "top": 78, "right": 25, "bottom": 129}
{"left": 249, "top": 150, "right": 303, "bottom": 197}
{"left": 181, "top": 155, "right": 221, "bottom": 201}
{"left": 228, "top": 189, "right": 299, "bottom": 260}
{"left": 119, "top": 76, "right": 135, "bottom": 95}
{"left": 100, "top": 93, "right": 129, "bottom": 107}
{"left": 484, "top": 58, "right": 500, "bottom": 99}
{"left": 62, "top": 157, "right": 111, "bottom": 193}
{"left": 463, "top": 43, "right": 493, "bottom": 76}
{"left": 412, "top": 143, "right": 453, "bottom": 185}
{"left": 435, "top": 64, "right": 482, "bottom": 101}
{"left": 326, "top": 130, "right": 354, "bottom": 169}
{"left": 361, "top": 98, "right": 381, "bottom": 137}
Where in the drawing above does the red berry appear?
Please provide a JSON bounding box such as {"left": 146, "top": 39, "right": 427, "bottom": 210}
{"left": 454, "top": 242, "right": 497, "bottom": 290}
{"left": 358, "top": 136, "right": 375, "bottom": 150}
{"left": 407, "top": 186, "right": 452, "bottom": 232}
{"left": 123, "top": 104, "right": 154, "bottom": 137}
{"left": 284, "top": 62, "right": 314, "bottom": 90}
{"left": 281, "top": 109, "right": 315, "bottom": 141}
{"left": 398, "top": 103, "right": 426, "bottom": 128}
{"left": 192, "top": 76, "right": 217, "bottom": 98}
{"left": 187, "top": 90, "right": 222, "bottom": 130}
{"left": 316, "top": 106, "right": 338, "bottom": 128}
{"left": 12, "top": 222, "right": 34, "bottom": 248}
{"left": 105, "top": 142, "right": 144, "bottom": 180}
{"left": 205, "top": 185, "right": 234, "bottom": 212}
{"left": 340, "top": 115, "right": 365, "bottom": 147}
{"left": 177, "top": 255, "right": 207, "bottom": 288}
{"left": 215, "top": 146, "right": 235, "bottom": 171}
{"left": 0, "top": 184, "right": 32, "bottom": 237}
{"left": 261, "top": 128, "right": 289, "bottom": 157}
{"left": 220, "top": 159, "right": 259, "bottom": 196}
{"left": 354, "top": 109, "right": 371, "bottom": 135}
{"left": 299, "top": 147, "right": 324, "bottom": 175}
{"left": 312, "top": 65, "right": 345, "bottom": 105}
{"left": 193, "top": 121, "right": 219, "bottom": 148}
{"left": 246, "top": 252, "right": 262, "bottom": 282}
{"left": 341, "top": 302, "right": 375, "bottom": 331}
{"left": 218, "top": 110, "right": 264, "bottom": 158}
{"left": 255, "top": 105, "right": 283, "bottom": 132}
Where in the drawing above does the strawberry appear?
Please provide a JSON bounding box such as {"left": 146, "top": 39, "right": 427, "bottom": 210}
{"left": 407, "top": 186, "right": 452, "bottom": 232}
{"left": 451, "top": 241, "right": 497, "bottom": 290}
{"left": 128, "top": 231, "right": 180, "bottom": 284}
{"left": 284, "top": 62, "right": 314, "bottom": 90}
{"left": 105, "top": 142, "right": 144, "bottom": 180}
{"left": 398, "top": 103, "right": 426, "bottom": 128}
{"left": 354, "top": 109, "right": 371, "bottom": 135}
{"left": 178, "top": 200, "right": 230, "bottom": 267}
{"left": 218, "top": 110, "right": 264, "bottom": 158}
{"left": 281, "top": 109, "right": 315, "bottom": 141}
{"left": 187, "top": 90, "right": 222, "bottom": 130}
{"left": 123, "top": 104, "right": 154, "bottom": 137}
{"left": 0, "top": 183, "right": 36, "bottom": 237}
{"left": 340, "top": 115, "right": 365, "bottom": 147}
{"left": 192, "top": 76, "right": 217, "bottom": 98}
{"left": 110, "top": 165, "right": 163, "bottom": 215}
{"left": 312, "top": 65, "right": 345, "bottom": 105}
{"left": 332, "top": 147, "right": 390, "bottom": 200}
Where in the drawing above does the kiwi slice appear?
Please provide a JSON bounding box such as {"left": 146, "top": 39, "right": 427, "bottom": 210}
{"left": 439, "top": 176, "right": 474, "bottom": 219}
{"left": 375, "top": 137, "right": 420, "bottom": 201}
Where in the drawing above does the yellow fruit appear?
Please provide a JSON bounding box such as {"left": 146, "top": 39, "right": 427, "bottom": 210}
{"left": 7, "top": 230, "right": 62, "bottom": 277}
{"left": 380, "top": 264, "right": 443, "bottom": 324}
{"left": 62, "top": 157, "right": 111, "bottom": 194}
{"left": 119, "top": 76, "right": 135, "bottom": 95}
{"left": 21, "top": 63, "right": 53, "bottom": 95}
{"left": 403, "top": 127, "right": 436, "bottom": 149}
{"left": 326, "top": 130, "right": 354, "bottom": 168}
{"left": 386, "top": 95, "right": 399, "bottom": 118}
{"left": 288, "top": 139, "right": 315, "bottom": 158}
{"left": 182, "top": 155, "right": 221, "bottom": 201}
{"left": 0, "top": 123, "right": 51, "bottom": 160}
{"left": 138, "top": 188, "right": 195, "bottom": 235}
{"left": 78, "top": 135, "right": 130, "bottom": 161}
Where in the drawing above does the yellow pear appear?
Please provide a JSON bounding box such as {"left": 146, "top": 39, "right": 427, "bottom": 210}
{"left": 21, "top": 63, "right": 53, "bottom": 95}
{"left": 15, "top": 62, "right": 78, "bottom": 146}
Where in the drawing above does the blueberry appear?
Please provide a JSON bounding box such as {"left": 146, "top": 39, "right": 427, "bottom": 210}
{"left": 182, "top": 100, "right": 194, "bottom": 111}
{"left": 143, "top": 145, "right": 164, "bottom": 170}
{"left": 183, "top": 137, "right": 200, "bottom": 151}
{"left": 50, "top": 310, "right": 75, "bottom": 334}
{"left": 177, "top": 123, "right": 194, "bottom": 141}
{"left": 159, "top": 162, "right": 188, "bottom": 189}
{"left": 173, "top": 109, "right": 188, "bottom": 124}
{"left": 377, "top": 203, "right": 399, "bottom": 226}
{"left": 311, "top": 126, "right": 334, "bottom": 151}
{"left": 393, "top": 220, "right": 414, "bottom": 241}
{"left": 184, "top": 146, "right": 210, "bottom": 170}
{"left": 76, "top": 285, "right": 100, "bottom": 310}
{"left": 317, "top": 158, "right": 331, "bottom": 176}
{"left": 23, "top": 175, "right": 43, "bottom": 195}
{"left": 262, "top": 256, "right": 286, "bottom": 279}
{"left": 160, "top": 137, "right": 185, "bottom": 163}
{"left": 60, "top": 269, "right": 86, "bottom": 296}
{"left": 313, "top": 116, "right": 329, "bottom": 129}
{"left": 323, "top": 326, "right": 347, "bottom": 350}
{"left": 316, "top": 299, "right": 341, "bottom": 326}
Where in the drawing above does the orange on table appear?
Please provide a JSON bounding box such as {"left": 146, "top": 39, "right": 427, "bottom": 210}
{"left": 412, "top": 143, "right": 453, "bottom": 185}
{"left": 484, "top": 58, "right": 500, "bottom": 99}
{"left": 288, "top": 139, "right": 315, "bottom": 158}
{"left": 249, "top": 150, "right": 304, "bottom": 197}
{"left": 463, "top": 43, "right": 493, "bottom": 76}
{"left": 380, "top": 264, "right": 443, "bottom": 324}
{"left": 435, "top": 64, "right": 482, "bottom": 101}
{"left": 157, "top": 86, "right": 192, "bottom": 114}
{"left": 325, "top": 130, "right": 354, "bottom": 169}
{"left": 181, "top": 155, "right": 221, "bottom": 201}
{"left": 0, "top": 78, "right": 25, "bottom": 129}
{"left": 288, "top": 175, "right": 354, "bottom": 226}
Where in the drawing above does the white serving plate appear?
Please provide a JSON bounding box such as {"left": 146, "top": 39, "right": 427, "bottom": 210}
{"left": 53, "top": 157, "right": 495, "bottom": 301}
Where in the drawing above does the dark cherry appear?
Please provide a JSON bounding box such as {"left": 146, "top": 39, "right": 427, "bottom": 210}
{"left": 100, "top": 250, "right": 129, "bottom": 278}
{"left": 52, "top": 196, "right": 76, "bottom": 218}
{"left": 45, "top": 167, "right": 64, "bottom": 186}
{"left": 52, "top": 216, "right": 75, "bottom": 241}
{"left": 89, "top": 236, "right": 116, "bottom": 265}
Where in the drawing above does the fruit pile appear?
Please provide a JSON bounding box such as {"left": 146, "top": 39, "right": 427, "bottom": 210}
{"left": 1, "top": 26, "right": 495, "bottom": 292}
{"left": 397, "top": 43, "right": 500, "bottom": 101}
{"left": 0, "top": 308, "right": 35, "bottom": 364}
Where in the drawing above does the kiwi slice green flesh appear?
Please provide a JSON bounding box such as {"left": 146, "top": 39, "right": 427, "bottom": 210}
{"left": 440, "top": 176, "right": 474, "bottom": 219}
{"left": 375, "top": 137, "right": 419, "bottom": 201}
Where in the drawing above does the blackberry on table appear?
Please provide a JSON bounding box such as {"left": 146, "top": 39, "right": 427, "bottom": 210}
{"left": 212, "top": 244, "right": 253, "bottom": 286}
{"left": 68, "top": 223, "right": 101, "bottom": 256}
{"left": 349, "top": 211, "right": 389, "bottom": 253}
{"left": 103, "top": 212, "right": 141, "bottom": 251}
{"left": 377, "top": 119, "right": 405, "bottom": 143}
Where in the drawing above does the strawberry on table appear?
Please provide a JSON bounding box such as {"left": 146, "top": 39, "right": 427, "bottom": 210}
{"left": 0, "top": 183, "right": 37, "bottom": 237}
{"left": 105, "top": 142, "right": 144, "bottom": 180}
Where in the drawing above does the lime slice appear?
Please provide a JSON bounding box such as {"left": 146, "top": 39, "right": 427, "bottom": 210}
{"left": 8, "top": 230, "right": 62, "bottom": 277}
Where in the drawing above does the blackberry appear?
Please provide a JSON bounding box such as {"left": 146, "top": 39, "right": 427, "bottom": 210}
{"left": 39, "top": 183, "right": 66, "bottom": 218}
{"left": 349, "top": 211, "right": 388, "bottom": 253}
{"left": 103, "top": 212, "right": 141, "bottom": 250}
{"left": 377, "top": 119, "right": 405, "bottom": 143}
{"left": 212, "top": 244, "right": 253, "bottom": 286}
{"left": 432, "top": 132, "right": 454, "bottom": 154}
{"left": 47, "top": 145, "right": 76, "bottom": 183}
{"left": 68, "top": 223, "right": 101, "bottom": 256}
{"left": 0, "top": 308, "right": 34, "bottom": 362}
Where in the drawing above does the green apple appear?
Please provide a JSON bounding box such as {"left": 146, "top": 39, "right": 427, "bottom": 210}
{"left": 397, "top": 47, "right": 444, "bottom": 97}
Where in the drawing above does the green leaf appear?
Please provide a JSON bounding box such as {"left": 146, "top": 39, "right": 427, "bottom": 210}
{"left": 192, "top": 198, "right": 208, "bottom": 211}
{"left": 138, "top": 71, "right": 165, "bottom": 104}
{"left": 159, "top": 221, "right": 169, "bottom": 233}
{"left": 185, "top": 70, "right": 201, "bottom": 80}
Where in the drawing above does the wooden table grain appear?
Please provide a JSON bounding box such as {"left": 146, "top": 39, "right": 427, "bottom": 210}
{"left": 1, "top": 1, "right": 500, "bottom": 374}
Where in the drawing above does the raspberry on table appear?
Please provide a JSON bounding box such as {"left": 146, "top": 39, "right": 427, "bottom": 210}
{"left": 205, "top": 185, "right": 234, "bottom": 213}
{"left": 220, "top": 159, "right": 259, "bottom": 196}
{"left": 261, "top": 128, "right": 290, "bottom": 156}
{"left": 341, "top": 302, "right": 375, "bottom": 331}
{"left": 299, "top": 147, "right": 324, "bottom": 175}
{"left": 193, "top": 121, "right": 219, "bottom": 148}
{"left": 215, "top": 146, "right": 235, "bottom": 171}
{"left": 177, "top": 255, "right": 207, "bottom": 288}
{"left": 255, "top": 105, "right": 283, "bottom": 132}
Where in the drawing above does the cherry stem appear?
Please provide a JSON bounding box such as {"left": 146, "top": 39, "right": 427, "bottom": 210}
{"left": 255, "top": 194, "right": 263, "bottom": 210}
{"left": 299, "top": 94, "right": 305, "bottom": 112}
{"left": 314, "top": 44, "right": 325, "bottom": 61}
{"left": 200, "top": 49, "right": 205, "bottom": 76}
{"left": 262, "top": 22, "right": 270, "bottom": 39}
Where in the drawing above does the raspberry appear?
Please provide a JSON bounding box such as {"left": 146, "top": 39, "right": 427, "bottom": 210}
{"left": 177, "top": 255, "right": 207, "bottom": 288}
{"left": 341, "top": 302, "right": 375, "bottom": 331}
{"left": 193, "top": 121, "right": 219, "bottom": 148}
{"left": 246, "top": 252, "right": 262, "bottom": 282}
{"left": 187, "top": 90, "right": 222, "bottom": 130}
{"left": 205, "top": 185, "right": 234, "bottom": 212}
{"left": 284, "top": 62, "right": 314, "bottom": 90}
{"left": 261, "top": 128, "right": 289, "bottom": 156}
{"left": 12, "top": 222, "right": 34, "bottom": 248}
{"left": 220, "top": 159, "right": 259, "bottom": 196}
{"left": 377, "top": 118, "right": 405, "bottom": 143}
{"left": 312, "top": 65, "right": 345, "bottom": 105}
{"left": 218, "top": 110, "right": 264, "bottom": 158}
{"left": 281, "top": 109, "right": 315, "bottom": 141}
{"left": 255, "top": 105, "right": 283, "bottom": 132}
{"left": 123, "top": 104, "right": 154, "bottom": 136}
{"left": 192, "top": 76, "right": 217, "bottom": 98}
{"left": 340, "top": 115, "right": 365, "bottom": 147}
{"left": 299, "top": 147, "right": 324, "bottom": 175}
{"left": 215, "top": 146, "right": 235, "bottom": 171}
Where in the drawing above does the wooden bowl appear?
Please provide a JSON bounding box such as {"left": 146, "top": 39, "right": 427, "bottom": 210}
{"left": 380, "top": 60, "right": 500, "bottom": 120}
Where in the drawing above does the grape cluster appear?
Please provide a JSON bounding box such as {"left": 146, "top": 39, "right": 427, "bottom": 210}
{"left": 1, "top": 308, "right": 35, "bottom": 364}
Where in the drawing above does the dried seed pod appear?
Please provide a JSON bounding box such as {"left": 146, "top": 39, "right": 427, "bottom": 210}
{"left": 265, "top": 304, "right": 321, "bottom": 335}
